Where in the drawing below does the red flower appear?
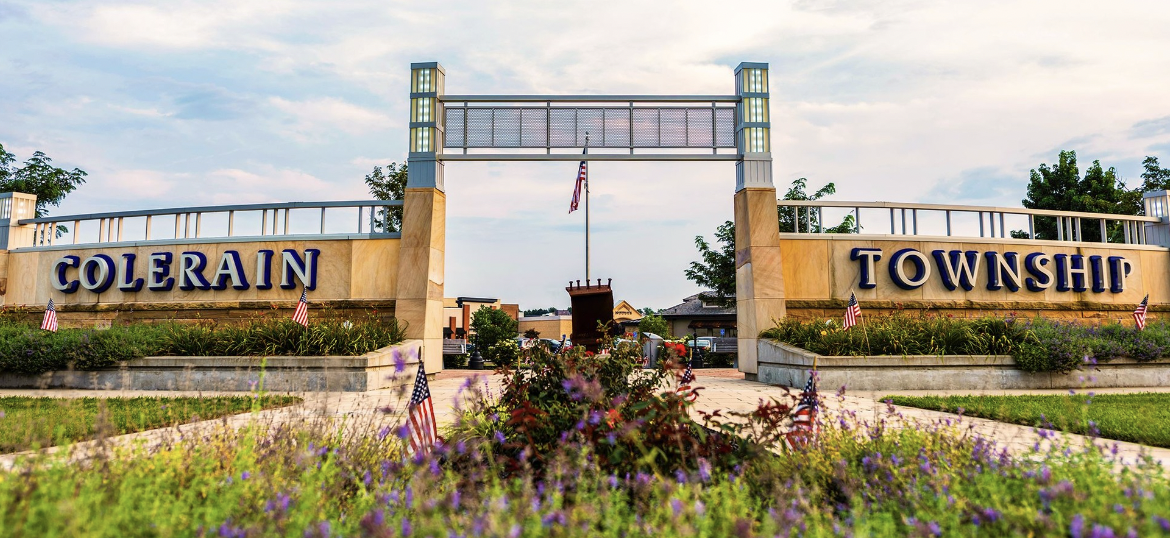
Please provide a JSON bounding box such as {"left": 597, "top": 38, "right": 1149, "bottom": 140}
{"left": 605, "top": 408, "right": 621, "bottom": 428}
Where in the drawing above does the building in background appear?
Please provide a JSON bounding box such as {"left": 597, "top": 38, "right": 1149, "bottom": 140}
{"left": 517, "top": 314, "right": 574, "bottom": 341}
{"left": 659, "top": 293, "right": 737, "bottom": 338}
{"left": 443, "top": 297, "right": 519, "bottom": 339}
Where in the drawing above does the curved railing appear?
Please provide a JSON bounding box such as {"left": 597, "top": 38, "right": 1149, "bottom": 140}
{"left": 777, "top": 199, "right": 1160, "bottom": 245}
{"left": 16, "top": 200, "right": 403, "bottom": 249}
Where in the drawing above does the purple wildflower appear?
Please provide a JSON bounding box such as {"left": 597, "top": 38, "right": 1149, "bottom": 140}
{"left": 494, "top": 431, "right": 506, "bottom": 444}
{"left": 401, "top": 518, "right": 412, "bottom": 536}
{"left": 670, "top": 498, "right": 683, "bottom": 518}
{"left": 509, "top": 524, "right": 521, "bottom": 538}
{"left": 1156, "top": 516, "right": 1170, "bottom": 531}
{"left": 1070, "top": 514, "right": 1085, "bottom": 538}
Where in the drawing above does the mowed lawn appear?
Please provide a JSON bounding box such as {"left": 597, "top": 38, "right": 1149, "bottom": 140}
{"left": 0, "top": 395, "right": 302, "bottom": 453}
{"left": 885, "top": 393, "right": 1170, "bottom": 449}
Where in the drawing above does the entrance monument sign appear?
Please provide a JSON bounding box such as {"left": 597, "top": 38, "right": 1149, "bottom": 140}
{"left": 3, "top": 61, "right": 1170, "bottom": 383}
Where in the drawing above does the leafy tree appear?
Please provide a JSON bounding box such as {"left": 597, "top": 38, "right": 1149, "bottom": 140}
{"left": 522, "top": 307, "right": 559, "bottom": 317}
{"left": 1139, "top": 156, "right": 1170, "bottom": 192}
{"left": 686, "top": 178, "right": 853, "bottom": 307}
{"left": 523, "top": 328, "right": 540, "bottom": 339}
{"left": 777, "top": 178, "right": 857, "bottom": 233}
{"left": 638, "top": 307, "right": 658, "bottom": 316}
{"left": 470, "top": 306, "right": 520, "bottom": 366}
{"left": 1018, "top": 150, "right": 1134, "bottom": 241}
{"left": 0, "top": 143, "right": 87, "bottom": 223}
{"left": 637, "top": 313, "right": 671, "bottom": 338}
{"left": 364, "top": 163, "right": 407, "bottom": 232}
{"left": 685, "top": 220, "right": 736, "bottom": 307}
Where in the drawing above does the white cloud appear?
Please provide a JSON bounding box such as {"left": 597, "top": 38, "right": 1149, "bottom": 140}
{"left": 268, "top": 97, "right": 395, "bottom": 140}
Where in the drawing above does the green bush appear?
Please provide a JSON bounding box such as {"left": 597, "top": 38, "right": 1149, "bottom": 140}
{"left": 0, "top": 315, "right": 405, "bottom": 375}
{"left": 470, "top": 306, "right": 519, "bottom": 366}
{"left": 763, "top": 313, "right": 1170, "bottom": 373}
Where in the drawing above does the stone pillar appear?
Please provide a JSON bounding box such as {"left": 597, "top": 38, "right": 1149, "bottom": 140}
{"left": 732, "top": 63, "right": 785, "bottom": 378}
{"left": 396, "top": 62, "right": 447, "bottom": 374}
{"left": 0, "top": 192, "right": 38, "bottom": 250}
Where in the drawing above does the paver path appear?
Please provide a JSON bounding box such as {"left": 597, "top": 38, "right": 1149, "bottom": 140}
{"left": 2, "top": 369, "right": 1168, "bottom": 469}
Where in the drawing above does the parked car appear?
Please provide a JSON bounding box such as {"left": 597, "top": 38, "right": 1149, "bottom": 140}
{"left": 685, "top": 337, "right": 714, "bottom": 351}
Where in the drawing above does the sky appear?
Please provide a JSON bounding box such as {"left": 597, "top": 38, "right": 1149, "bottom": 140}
{"left": 3, "top": 0, "right": 1170, "bottom": 311}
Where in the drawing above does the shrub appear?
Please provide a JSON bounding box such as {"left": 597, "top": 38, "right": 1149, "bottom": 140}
{"left": 470, "top": 306, "right": 519, "bottom": 366}
{"left": 0, "top": 314, "right": 405, "bottom": 375}
{"left": 764, "top": 314, "right": 1170, "bottom": 373}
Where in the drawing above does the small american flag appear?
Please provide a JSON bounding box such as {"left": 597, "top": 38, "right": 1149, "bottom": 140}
{"left": 41, "top": 298, "right": 58, "bottom": 332}
{"left": 680, "top": 360, "right": 695, "bottom": 386}
{"left": 783, "top": 374, "right": 819, "bottom": 450}
{"left": 569, "top": 153, "right": 587, "bottom": 214}
{"left": 843, "top": 292, "right": 861, "bottom": 330}
{"left": 1135, "top": 294, "right": 1149, "bottom": 331}
{"left": 291, "top": 288, "right": 309, "bottom": 327}
{"left": 407, "top": 358, "right": 438, "bottom": 455}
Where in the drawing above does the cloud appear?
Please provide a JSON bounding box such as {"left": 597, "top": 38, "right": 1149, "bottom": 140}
{"left": 1132, "top": 116, "right": 1170, "bottom": 139}
{"left": 921, "top": 167, "right": 1024, "bottom": 207}
{"left": 268, "top": 97, "right": 394, "bottom": 139}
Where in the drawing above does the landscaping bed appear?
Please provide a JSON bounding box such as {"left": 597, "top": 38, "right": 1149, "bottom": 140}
{"left": 886, "top": 392, "right": 1170, "bottom": 449}
{"left": 764, "top": 313, "right": 1170, "bottom": 372}
{"left": 0, "top": 315, "right": 405, "bottom": 375}
{"left": 0, "top": 395, "right": 302, "bottom": 453}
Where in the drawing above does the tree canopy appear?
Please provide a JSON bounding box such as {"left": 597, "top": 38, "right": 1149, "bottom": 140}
{"left": 364, "top": 163, "right": 407, "bottom": 232}
{"left": 686, "top": 178, "right": 852, "bottom": 307}
{"left": 1019, "top": 150, "right": 1146, "bottom": 241}
{"left": 0, "top": 143, "right": 87, "bottom": 219}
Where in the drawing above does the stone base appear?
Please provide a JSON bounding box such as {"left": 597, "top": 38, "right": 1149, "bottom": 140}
{"left": 758, "top": 339, "right": 1170, "bottom": 391}
{"left": 0, "top": 340, "right": 423, "bottom": 392}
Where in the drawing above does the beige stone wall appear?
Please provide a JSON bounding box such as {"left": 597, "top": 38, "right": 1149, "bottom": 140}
{"left": 0, "top": 250, "right": 8, "bottom": 297}
{"left": 776, "top": 235, "right": 1170, "bottom": 320}
{"left": 0, "top": 238, "right": 400, "bottom": 323}
{"left": 518, "top": 316, "right": 573, "bottom": 340}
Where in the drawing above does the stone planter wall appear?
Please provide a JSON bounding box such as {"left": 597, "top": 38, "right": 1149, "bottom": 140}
{"left": 0, "top": 339, "right": 423, "bottom": 392}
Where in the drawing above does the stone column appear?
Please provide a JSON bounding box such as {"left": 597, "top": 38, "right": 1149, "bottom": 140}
{"left": 733, "top": 63, "right": 785, "bottom": 378}
{"left": 396, "top": 62, "right": 447, "bottom": 374}
{"left": 0, "top": 192, "right": 37, "bottom": 305}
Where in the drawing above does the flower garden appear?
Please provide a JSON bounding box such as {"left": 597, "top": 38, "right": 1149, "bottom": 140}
{"left": 764, "top": 313, "right": 1170, "bottom": 372}
{"left": 2, "top": 340, "right": 1169, "bottom": 537}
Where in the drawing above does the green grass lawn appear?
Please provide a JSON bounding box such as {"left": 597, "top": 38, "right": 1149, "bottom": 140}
{"left": 0, "top": 395, "right": 302, "bottom": 453}
{"left": 884, "top": 392, "right": 1170, "bottom": 449}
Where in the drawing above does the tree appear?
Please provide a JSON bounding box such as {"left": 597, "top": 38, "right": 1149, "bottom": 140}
{"left": 1139, "top": 156, "right": 1170, "bottom": 192}
{"left": 777, "top": 178, "right": 857, "bottom": 233}
{"left": 686, "top": 178, "right": 852, "bottom": 307}
{"left": 523, "top": 328, "right": 540, "bottom": 339}
{"left": 637, "top": 313, "right": 670, "bottom": 338}
{"left": 0, "top": 143, "right": 87, "bottom": 222}
{"left": 1019, "top": 150, "right": 1134, "bottom": 241}
{"left": 638, "top": 307, "right": 657, "bottom": 316}
{"left": 470, "top": 306, "right": 520, "bottom": 366}
{"left": 684, "top": 220, "right": 736, "bottom": 307}
{"left": 364, "top": 163, "right": 407, "bottom": 232}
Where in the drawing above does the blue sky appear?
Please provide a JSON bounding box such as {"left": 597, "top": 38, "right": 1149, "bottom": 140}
{"left": 3, "top": 0, "right": 1170, "bottom": 310}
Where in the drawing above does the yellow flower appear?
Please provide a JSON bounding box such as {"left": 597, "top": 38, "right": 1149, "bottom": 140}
{"left": 820, "top": 330, "right": 828, "bottom": 336}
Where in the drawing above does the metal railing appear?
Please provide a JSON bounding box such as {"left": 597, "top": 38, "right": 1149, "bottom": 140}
{"left": 777, "top": 200, "right": 1159, "bottom": 245}
{"left": 18, "top": 200, "right": 403, "bottom": 248}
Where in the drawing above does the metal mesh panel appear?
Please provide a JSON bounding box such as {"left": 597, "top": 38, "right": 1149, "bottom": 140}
{"left": 444, "top": 108, "right": 464, "bottom": 147}
{"left": 443, "top": 105, "right": 736, "bottom": 149}
{"left": 492, "top": 108, "right": 521, "bottom": 147}
{"left": 715, "top": 108, "right": 735, "bottom": 147}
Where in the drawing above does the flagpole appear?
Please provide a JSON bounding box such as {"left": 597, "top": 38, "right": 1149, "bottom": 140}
{"left": 852, "top": 288, "right": 871, "bottom": 355}
{"left": 584, "top": 132, "right": 590, "bottom": 282}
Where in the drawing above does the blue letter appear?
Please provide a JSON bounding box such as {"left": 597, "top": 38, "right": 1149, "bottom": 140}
{"left": 888, "top": 248, "right": 931, "bottom": 290}
{"left": 1024, "top": 253, "right": 1053, "bottom": 292}
{"left": 211, "top": 251, "right": 250, "bottom": 290}
{"left": 51, "top": 255, "right": 80, "bottom": 294}
{"left": 79, "top": 255, "right": 116, "bottom": 294}
{"left": 850, "top": 248, "right": 882, "bottom": 289}
{"left": 255, "top": 250, "right": 274, "bottom": 290}
{"left": 280, "top": 249, "right": 320, "bottom": 290}
{"left": 1089, "top": 255, "right": 1106, "bottom": 293}
{"left": 1108, "top": 256, "right": 1133, "bottom": 293}
{"left": 178, "top": 252, "right": 212, "bottom": 291}
{"left": 1054, "top": 254, "right": 1088, "bottom": 292}
{"left": 148, "top": 252, "right": 174, "bottom": 291}
{"left": 984, "top": 252, "right": 1021, "bottom": 292}
{"left": 932, "top": 250, "right": 980, "bottom": 291}
{"left": 118, "top": 253, "right": 144, "bottom": 292}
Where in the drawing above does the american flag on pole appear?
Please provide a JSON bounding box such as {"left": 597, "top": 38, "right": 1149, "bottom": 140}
{"left": 843, "top": 292, "right": 861, "bottom": 330}
{"left": 406, "top": 358, "right": 438, "bottom": 455}
{"left": 291, "top": 288, "right": 309, "bottom": 327}
{"left": 680, "top": 360, "right": 695, "bottom": 386}
{"left": 40, "top": 298, "right": 58, "bottom": 333}
{"left": 1135, "top": 294, "right": 1149, "bottom": 331}
{"left": 568, "top": 154, "right": 587, "bottom": 214}
{"left": 783, "top": 374, "right": 820, "bottom": 450}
